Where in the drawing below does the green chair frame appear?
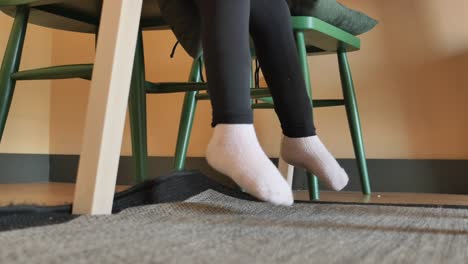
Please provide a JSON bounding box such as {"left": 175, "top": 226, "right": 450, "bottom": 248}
{"left": 173, "top": 16, "right": 372, "bottom": 200}
{"left": 0, "top": 4, "right": 204, "bottom": 183}
{"left": 0, "top": 4, "right": 371, "bottom": 200}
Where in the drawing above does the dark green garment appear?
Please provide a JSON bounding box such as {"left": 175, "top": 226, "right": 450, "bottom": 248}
{"left": 288, "top": 0, "right": 378, "bottom": 35}
{"left": 157, "top": 0, "right": 377, "bottom": 59}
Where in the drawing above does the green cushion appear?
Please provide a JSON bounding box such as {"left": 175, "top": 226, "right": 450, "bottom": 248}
{"left": 157, "top": 0, "right": 203, "bottom": 59}
{"left": 288, "top": 0, "right": 378, "bottom": 35}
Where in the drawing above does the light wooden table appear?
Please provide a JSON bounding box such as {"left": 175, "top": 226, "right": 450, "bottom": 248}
{"left": 72, "top": 0, "right": 144, "bottom": 215}
{"left": 67, "top": 0, "right": 292, "bottom": 215}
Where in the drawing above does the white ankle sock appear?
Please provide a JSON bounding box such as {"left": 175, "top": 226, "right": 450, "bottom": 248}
{"left": 206, "top": 124, "right": 294, "bottom": 206}
{"left": 280, "top": 135, "right": 349, "bottom": 191}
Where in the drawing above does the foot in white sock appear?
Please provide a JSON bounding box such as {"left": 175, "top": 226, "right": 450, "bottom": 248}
{"left": 206, "top": 124, "right": 294, "bottom": 206}
{"left": 280, "top": 135, "right": 349, "bottom": 191}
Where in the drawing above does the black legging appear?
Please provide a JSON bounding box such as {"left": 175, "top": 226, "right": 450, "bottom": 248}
{"left": 194, "top": 0, "right": 316, "bottom": 137}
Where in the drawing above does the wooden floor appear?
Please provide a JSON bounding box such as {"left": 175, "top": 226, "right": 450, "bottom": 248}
{"left": 0, "top": 183, "right": 128, "bottom": 207}
{"left": 1, "top": 183, "right": 468, "bottom": 207}
{"left": 295, "top": 191, "right": 468, "bottom": 206}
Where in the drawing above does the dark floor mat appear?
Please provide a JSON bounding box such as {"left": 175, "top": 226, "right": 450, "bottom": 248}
{"left": 0, "top": 170, "right": 256, "bottom": 232}
{"left": 2, "top": 170, "right": 467, "bottom": 233}
{"left": 1, "top": 190, "right": 467, "bottom": 264}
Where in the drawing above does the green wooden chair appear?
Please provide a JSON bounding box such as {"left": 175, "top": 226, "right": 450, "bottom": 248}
{"left": 0, "top": 0, "right": 206, "bottom": 183}
{"left": 175, "top": 16, "right": 372, "bottom": 200}
{"left": 1, "top": 1, "right": 371, "bottom": 200}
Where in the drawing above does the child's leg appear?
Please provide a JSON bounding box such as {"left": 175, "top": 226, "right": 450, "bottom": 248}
{"left": 194, "top": 0, "right": 293, "bottom": 205}
{"left": 250, "top": 0, "right": 348, "bottom": 190}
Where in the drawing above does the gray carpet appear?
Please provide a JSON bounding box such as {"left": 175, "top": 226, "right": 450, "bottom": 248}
{"left": 0, "top": 190, "right": 467, "bottom": 264}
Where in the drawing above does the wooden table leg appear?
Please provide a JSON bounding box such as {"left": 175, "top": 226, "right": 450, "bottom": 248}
{"left": 278, "top": 158, "right": 294, "bottom": 187}
{"left": 72, "top": 0, "right": 143, "bottom": 215}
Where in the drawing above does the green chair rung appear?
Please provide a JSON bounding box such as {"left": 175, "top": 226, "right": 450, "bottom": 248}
{"left": 250, "top": 88, "right": 272, "bottom": 97}
{"left": 251, "top": 103, "right": 274, "bottom": 109}
{"left": 195, "top": 93, "right": 210, "bottom": 101}
{"left": 195, "top": 88, "right": 273, "bottom": 101}
{"left": 145, "top": 82, "right": 208, "bottom": 94}
{"left": 11, "top": 64, "right": 93, "bottom": 80}
{"left": 253, "top": 98, "right": 345, "bottom": 109}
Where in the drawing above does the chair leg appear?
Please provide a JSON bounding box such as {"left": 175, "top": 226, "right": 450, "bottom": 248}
{"left": 278, "top": 158, "right": 294, "bottom": 187}
{"left": 295, "top": 30, "right": 320, "bottom": 200}
{"left": 128, "top": 30, "right": 148, "bottom": 183}
{"left": 337, "top": 50, "right": 371, "bottom": 195}
{"left": 307, "top": 172, "right": 320, "bottom": 200}
{"left": 0, "top": 6, "right": 29, "bottom": 142}
{"left": 174, "top": 59, "right": 202, "bottom": 170}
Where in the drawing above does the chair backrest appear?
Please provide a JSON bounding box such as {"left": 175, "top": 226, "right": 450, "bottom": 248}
{"left": 0, "top": 0, "right": 168, "bottom": 33}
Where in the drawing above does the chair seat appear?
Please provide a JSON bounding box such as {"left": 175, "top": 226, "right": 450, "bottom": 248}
{"left": 293, "top": 16, "right": 360, "bottom": 54}
{"left": 1, "top": 2, "right": 359, "bottom": 54}
{"left": 0, "top": 0, "right": 168, "bottom": 33}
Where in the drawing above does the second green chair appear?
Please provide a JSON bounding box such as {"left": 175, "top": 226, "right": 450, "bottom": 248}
{"left": 174, "top": 16, "right": 372, "bottom": 200}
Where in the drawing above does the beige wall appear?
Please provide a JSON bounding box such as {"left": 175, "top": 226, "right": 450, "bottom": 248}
{"left": 48, "top": 29, "right": 211, "bottom": 157}
{"left": 255, "top": 0, "right": 468, "bottom": 160}
{"left": 2, "top": 0, "right": 468, "bottom": 159}
{"left": 0, "top": 13, "right": 51, "bottom": 154}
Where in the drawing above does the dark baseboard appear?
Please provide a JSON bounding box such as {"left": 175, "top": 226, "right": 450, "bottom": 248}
{"left": 293, "top": 159, "right": 468, "bottom": 195}
{"left": 1, "top": 154, "right": 467, "bottom": 194}
{"left": 48, "top": 155, "right": 238, "bottom": 189}
{"left": 0, "top": 154, "right": 49, "bottom": 183}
